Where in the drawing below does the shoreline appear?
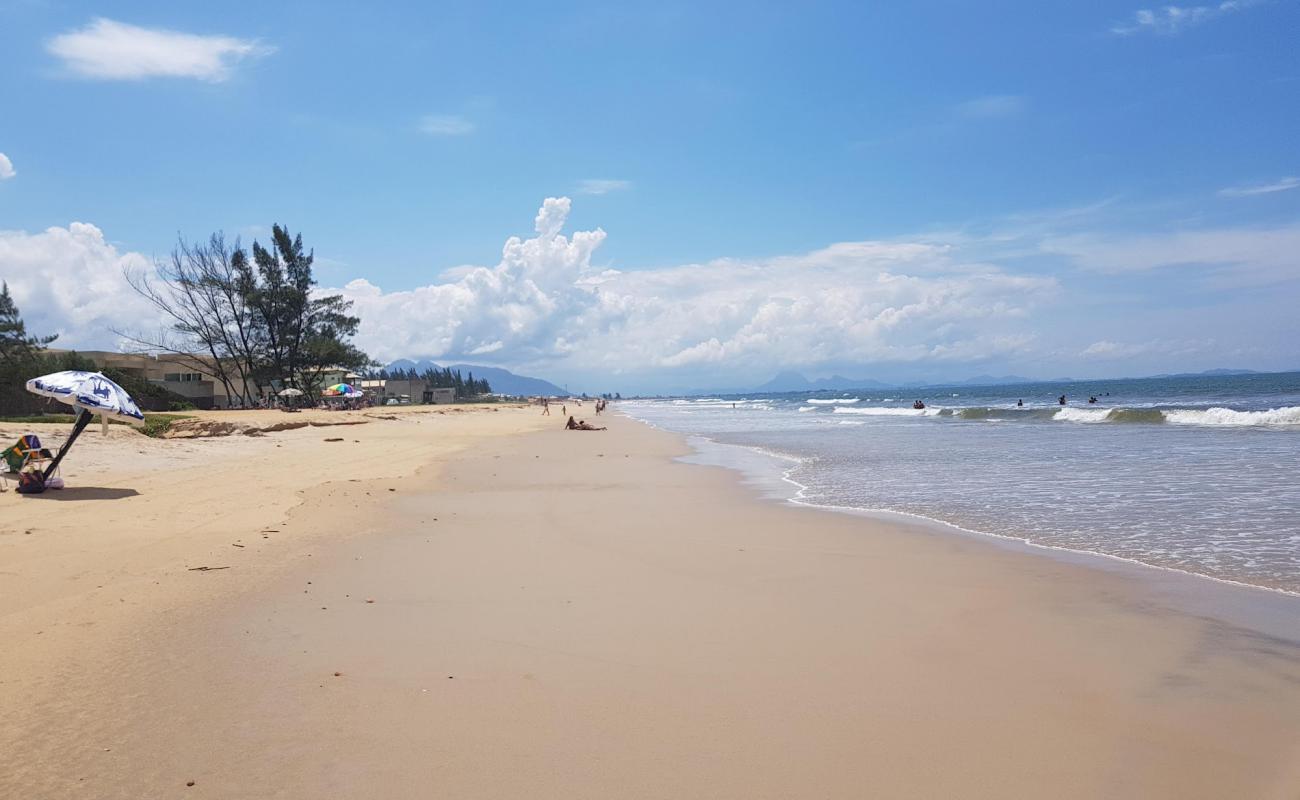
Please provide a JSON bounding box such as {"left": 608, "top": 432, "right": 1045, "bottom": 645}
{"left": 653, "top": 417, "right": 1300, "bottom": 611}
{"left": 3, "top": 409, "right": 1299, "bottom": 797}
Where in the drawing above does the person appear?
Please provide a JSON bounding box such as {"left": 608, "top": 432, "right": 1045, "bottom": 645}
{"left": 1088, "top": 396, "right": 1097, "bottom": 404}
{"left": 575, "top": 419, "right": 606, "bottom": 431}
{"left": 912, "top": 400, "right": 925, "bottom": 409}
{"left": 1058, "top": 395, "right": 1066, "bottom": 405}
{"left": 565, "top": 415, "right": 578, "bottom": 429}
{"left": 1016, "top": 399, "right": 1023, "bottom": 407}
{"left": 542, "top": 399, "right": 550, "bottom": 416}
{"left": 562, "top": 405, "right": 567, "bottom": 416}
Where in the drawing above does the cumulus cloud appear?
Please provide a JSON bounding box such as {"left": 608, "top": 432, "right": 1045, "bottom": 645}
{"left": 1219, "top": 176, "right": 1299, "bottom": 197}
{"left": 576, "top": 179, "right": 632, "bottom": 195}
{"left": 46, "top": 18, "right": 272, "bottom": 82}
{"left": 0, "top": 223, "right": 158, "bottom": 348}
{"left": 419, "top": 115, "right": 475, "bottom": 136}
{"left": 328, "top": 198, "right": 1058, "bottom": 373}
{"left": 0, "top": 152, "right": 14, "bottom": 180}
{"left": 1111, "top": 1, "right": 1258, "bottom": 35}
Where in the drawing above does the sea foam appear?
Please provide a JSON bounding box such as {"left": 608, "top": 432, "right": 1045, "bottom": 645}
{"left": 1164, "top": 406, "right": 1300, "bottom": 427}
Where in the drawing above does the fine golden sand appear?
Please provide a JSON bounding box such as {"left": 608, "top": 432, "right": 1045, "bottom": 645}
{"left": 2, "top": 406, "right": 1298, "bottom": 798}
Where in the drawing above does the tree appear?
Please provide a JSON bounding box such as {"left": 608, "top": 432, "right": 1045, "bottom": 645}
{"left": 246, "top": 225, "right": 366, "bottom": 392}
{"left": 0, "top": 284, "right": 68, "bottom": 415}
{"left": 0, "top": 282, "right": 56, "bottom": 367}
{"left": 119, "top": 234, "right": 261, "bottom": 406}
{"left": 121, "top": 225, "right": 368, "bottom": 405}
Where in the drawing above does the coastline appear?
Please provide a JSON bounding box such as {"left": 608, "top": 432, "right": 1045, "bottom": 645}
{"left": 672, "top": 429, "right": 1300, "bottom": 642}
{"left": 3, "top": 409, "right": 1299, "bottom": 797}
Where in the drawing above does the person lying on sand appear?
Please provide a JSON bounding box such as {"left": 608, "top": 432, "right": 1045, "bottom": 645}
{"left": 565, "top": 416, "right": 605, "bottom": 431}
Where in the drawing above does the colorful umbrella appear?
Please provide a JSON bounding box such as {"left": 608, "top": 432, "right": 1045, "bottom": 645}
{"left": 24, "top": 370, "right": 144, "bottom": 486}
{"left": 322, "top": 383, "right": 363, "bottom": 398}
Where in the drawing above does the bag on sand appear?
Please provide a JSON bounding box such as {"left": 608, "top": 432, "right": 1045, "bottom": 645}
{"left": 16, "top": 470, "right": 46, "bottom": 495}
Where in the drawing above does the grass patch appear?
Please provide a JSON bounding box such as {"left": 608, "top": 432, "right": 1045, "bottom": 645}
{"left": 1, "top": 412, "right": 193, "bottom": 438}
{"left": 139, "top": 413, "right": 192, "bottom": 438}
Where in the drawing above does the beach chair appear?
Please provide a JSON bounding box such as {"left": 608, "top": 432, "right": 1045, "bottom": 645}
{"left": 3, "top": 434, "right": 54, "bottom": 474}
{"left": 1, "top": 434, "right": 56, "bottom": 492}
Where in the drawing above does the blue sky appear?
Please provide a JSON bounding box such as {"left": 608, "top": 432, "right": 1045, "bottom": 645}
{"left": 1, "top": 1, "right": 1298, "bottom": 392}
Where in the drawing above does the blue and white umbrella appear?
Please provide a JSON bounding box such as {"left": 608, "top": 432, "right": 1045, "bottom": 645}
{"left": 24, "top": 370, "right": 145, "bottom": 486}
{"left": 27, "top": 370, "right": 145, "bottom": 425}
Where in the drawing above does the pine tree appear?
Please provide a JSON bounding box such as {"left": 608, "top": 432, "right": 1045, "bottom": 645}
{"left": 0, "top": 282, "right": 56, "bottom": 366}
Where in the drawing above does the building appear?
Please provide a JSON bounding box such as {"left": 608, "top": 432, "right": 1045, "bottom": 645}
{"left": 359, "top": 378, "right": 456, "bottom": 405}
{"left": 56, "top": 351, "right": 463, "bottom": 408}
{"left": 54, "top": 350, "right": 238, "bottom": 409}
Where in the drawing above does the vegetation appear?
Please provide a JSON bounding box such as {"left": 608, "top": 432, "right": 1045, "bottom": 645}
{"left": 367, "top": 366, "right": 492, "bottom": 397}
{"left": 119, "top": 226, "right": 367, "bottom": 404}
{"left": 0, "top": 279, "right": 201, "bottom": 416}
{"left": 138, "top": 413, "right": 192, "bottom": 438}
{"left": 0, "top": 283, "right": 82, "bottom": 415}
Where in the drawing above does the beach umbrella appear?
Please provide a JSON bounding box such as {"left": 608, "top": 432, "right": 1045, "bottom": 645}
{"left": 322, "top": 383, "right": 363, "bottom": 398}
{"left": 277, "top": 387, "right": 304, "bottom": 397}
{"left": 24, "top": 370, "right": 144, "bottom": 483}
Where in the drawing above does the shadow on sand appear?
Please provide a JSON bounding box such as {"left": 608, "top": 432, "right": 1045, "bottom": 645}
{"left": 29, "top": 487, "right": 140, "bottom": 501}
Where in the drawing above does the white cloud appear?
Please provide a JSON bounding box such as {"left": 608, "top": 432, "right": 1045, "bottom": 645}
{"left": 955, "top": 95, "right": 1025, "bottom": 119}
{"left": 1080, "top": 339, "right": 1206, "bottom": 360}
{"left": 419, "top": 115, "right": 475, "bottom": 136}
{"left": 1041, "top": 223, "right": 1300, "bottom": 285}
{"left": 0, "top": 223, "right": 157, "bottom": 348}
{"left": 327, "top": 198, "right": 1057, "bottom": 373}
{"left": 14, "top": 199, "right": 1300, "bottom": 387}
{"left": 1081, "top": 340, "right": 1152, "bottom": 359}
{"left": 1218, "top": 176, "right": 1299, "bottom": 197}
{"left": 0, "top": 152, "right": 14, "bottom": 180}
{"left": 1112, "top": 1, "right": 1258, "bottom": 35}
{"left": 576, "top": 179, "right": 632, "bottom": 195}
{"left": 46, "top": 18, "right": 272, "bottom": 82}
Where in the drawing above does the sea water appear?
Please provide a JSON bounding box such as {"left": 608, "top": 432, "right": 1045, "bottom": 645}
{"left": 621, "top": 372, "right": 1300, "bottom": 594}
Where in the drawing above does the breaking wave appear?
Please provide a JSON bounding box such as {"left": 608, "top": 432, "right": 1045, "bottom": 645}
{"left": 807, "top": 398, "right": 860, "bottom": 405}
{"left": 833, "top": 406, "right": 943, "bottom": 417}
{"left": 1165, "top": 406, "right": 1300, "bottom": 427}
{"left": 833, "top": 404, "right": 1300, "bottom": 427}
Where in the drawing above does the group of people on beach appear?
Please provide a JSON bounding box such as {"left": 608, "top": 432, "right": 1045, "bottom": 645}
{"left": 539, "top": 397, "right": 608, "bottom": 431}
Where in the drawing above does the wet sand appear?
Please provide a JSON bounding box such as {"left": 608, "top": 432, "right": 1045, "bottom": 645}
{"left": 2, "top": 409, "right": 1298, "bottom": 798}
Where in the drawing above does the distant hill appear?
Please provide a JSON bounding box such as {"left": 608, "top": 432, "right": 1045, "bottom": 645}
{"left": 1148, "top": 368, "right": 1260, "bottom": 379}
{"left": 386, "top": 359, "right": 567, "bottom": 396}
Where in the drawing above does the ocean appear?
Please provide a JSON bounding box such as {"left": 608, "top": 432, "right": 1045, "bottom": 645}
{"left": 621, "top": 372, "right": 1300, "bottom": 595}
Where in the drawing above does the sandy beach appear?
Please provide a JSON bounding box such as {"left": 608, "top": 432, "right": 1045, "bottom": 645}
{"left": 2, "top": 407, "right": 1298, "bottom": 798}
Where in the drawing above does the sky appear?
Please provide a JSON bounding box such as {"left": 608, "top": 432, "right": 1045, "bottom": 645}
{"left": 1, "top": 0, "right": 1298, "bottom": 393}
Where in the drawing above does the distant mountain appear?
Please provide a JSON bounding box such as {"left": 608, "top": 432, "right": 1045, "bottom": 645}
{"left": 754, "top": 371, "right": 892, "bottom": 393}
{"left": 386, "top": 359, "right": 567, "bottom": 396}
{"left": 1149, "top": 368, "right": 1260, "bottom": 379}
